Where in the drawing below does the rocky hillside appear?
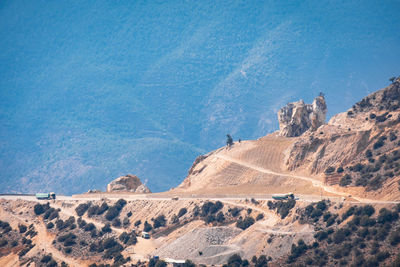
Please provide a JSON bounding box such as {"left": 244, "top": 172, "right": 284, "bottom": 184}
{"left": 0, "top": 197, "right": 399, "bottom": 266}
{"left": 286, "top": 78, "right": 400, "bottom": 200}
{"left": 176, "top": 79, "right": 400, "bottom": 201}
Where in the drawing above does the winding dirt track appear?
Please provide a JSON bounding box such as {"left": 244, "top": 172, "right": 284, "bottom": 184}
{"left": 214, "top": 154, "right": 399, "bottom": 204}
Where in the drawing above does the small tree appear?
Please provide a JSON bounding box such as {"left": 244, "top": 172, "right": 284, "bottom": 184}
{"left": 226, "top": 134, "right": 233, "bottom": 147}
{"left": 389, "top": 77, "right": 396, "bottom": 83}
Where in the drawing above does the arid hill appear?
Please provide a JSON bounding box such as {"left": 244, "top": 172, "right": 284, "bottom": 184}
{"left": 175, "top": 79, "right": 400, "bottom": 201}
{"left": 1, "top": 79, "right": 400, "bottom": 267}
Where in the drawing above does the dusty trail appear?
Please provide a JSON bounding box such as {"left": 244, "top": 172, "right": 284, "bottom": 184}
{"left": 215, "top": 154, "right": 388, "bottom": 204}
{"left": 0, "top": 205, "right": 86, "bottom": 267}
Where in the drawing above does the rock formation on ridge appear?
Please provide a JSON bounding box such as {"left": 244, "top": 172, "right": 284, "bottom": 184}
{"left": 278, "top": 94, "right": 327, "bottom": 137}
{"left": 106, "top": 174, "right": 151, "bottom": 193}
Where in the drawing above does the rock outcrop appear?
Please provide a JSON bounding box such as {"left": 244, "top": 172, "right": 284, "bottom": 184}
{"left": 278, "top": 95, "right": 327, "bottom": 137}
{"left": 106, "top": 174, "right": 151, "bottom": 193}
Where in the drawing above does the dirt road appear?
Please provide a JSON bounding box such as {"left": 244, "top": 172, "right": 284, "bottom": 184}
{"left": 214, "top": 154, "right": 400, "bottom": 204}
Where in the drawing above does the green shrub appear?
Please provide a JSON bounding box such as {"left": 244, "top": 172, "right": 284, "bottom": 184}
{"left": 98, "top": 202, "right": 109, "bottom": 215}
{"left": 229, "top": 207, "right": 241, "bottom": 217}
{"left": 105, "top": 206, "right": 120, "bottom": 221}
{"left": 83, "top": 223, "right": 95, "bottom": 232}
{"left": 227, "top": 254, "right": 242, "bottom": 266}
{"left": 115, "top": 199, "right": 127, "bottom": 211}
{"left": 201, "top": 201, "right": 223, "bottom": 217}
{"left": 41, "top": 255, "right": 52, "bottom": 263}
{"left": 256, "top": 214, "right": 264, "bottom": 221}
{"left": 123, "top": 217, "right": 130, "bottom": 228}
{"left": 75, "top": 203, "right": 90, "bottom": 216}
{"left": 268, "top": 199, "right": 296, "bottom": 219}
{"left": 112, "top": 218, "right": 121, "bottom": 228}
{"left": 144, "top": 221, "right": 152, "bottom": 232}
{"left": 216, "top": 212, "right": 225, "bottom": 222}
{"left": 18, "top": 224, "right": 27, "bottom": 233}
{"left": 178, "top": 208, "right": 187, "bottom": 218}
{"left": 373, "top": 136, "right": 386, "bottom": 149}
{"left": 46, "top": 222, "right": 54, "bottom": 229}
{"left": 236, "top": 216, "right": 255, "bottom": 230}
{"left": 87, "top": 205, "right": 100, "bottom": 217}
{"left": 153, "top": 215, "right": 166, "bottom": 229}
{"left": 101, "top": 223, "right": 112, "bottom": 233}
{"left": 204, "top": 214, "right": 215, "bottom": 224}
{"left": 34, "top": 203, "right": 48, "bottom": 215}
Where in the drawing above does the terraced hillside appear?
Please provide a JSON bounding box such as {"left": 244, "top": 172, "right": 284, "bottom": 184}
{"left": 175, "top": 134, "right": 327, "bottom": 196}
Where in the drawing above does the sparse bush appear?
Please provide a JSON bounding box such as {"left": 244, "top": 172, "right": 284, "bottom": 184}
{"left": 144, "top": 221, "right": 152, "bottom": 232}
{"left": 178, "top": 208, "right": 187, "bottom": 218}
{"left": 119, "top": 232, "right": 137, "bottom": 245}
{"left": 287, "top": 239, "right": 308, "bottom": 263}
{"left": 227, "top": 254, "right": 242, "bottom": 266}
{"left": 201, "top": 201, "right": 223, "bottom": 217}
{"left": 41, "top": 255, "right": 52, "bottom": 263}
{"left": 75, "top": 203, "right": 90, "bottom": 216}
{"left": 340, "top": 174, "right": 352, "bottom": 187}
{"left": 0, "top": 239, "right": 8, "bottom": 247}
{"left": 105, "top": 206, "right": 120, "bottom": 221}
{"left": 389, "top": 230, "right": 400, "bottom": 246}
{"left": 268, "top": 199, "right": 296, "bottom": 219}
{"left": 390, "top": 132, "right": 397, "bottom": 141}
{"left": 103, "top": 237, "right": 118, "bottom": 249}
{"left": 18, "top": 224, "right": 27, "bottom": 233}
{"left": 34, "top": 203, "right": 48, "bottom": 215}
{"left": 115, "top": 199, "right": 127, "bottom": 211}
{"left": 112, "top": 218, "right": 121, "bottom": 228}
{"left": 153, "top": 215, "right": 166, "bottom": 229}
{"left": 325, "top": 166, "right": 335, "bottom": 174}
{"left": 87, "top": 205, "right": 100, "bottom": 217}
{"left": 204, "top": 214, "right": 215, "bottom": 224}
{"left": 134, "top": 220, "right": 141, "bottom": 227}
{"left": 256, "top": 214, "right": 264, "bottom": 221}
{"left": 183, "top": 259, "right": 196, "bottom": 267}
{"left": 101, "top": 223, "right": 112, "bottom": 233}
{"left": 123, "top": 217, "right": 130, "bottom": 228}
{"left": 373, "top": 136, "right": 386, "bottom": 149}
{"left": 98, "top": 202, "right": 109, "bottom": 215}
{"left": 84, "top": 223, "right": 95, "bottom": 232}
{"left": 236, "top": 216, "right": 255, "bottom": 230}
{"left": 229, "top": 207, "right": 241, "bottom": 217}
{"left": 46, "top": 222, "right": 54, "bottom": 229}
{"left": 216, "top": 212, "right": 225, "bottom": 223}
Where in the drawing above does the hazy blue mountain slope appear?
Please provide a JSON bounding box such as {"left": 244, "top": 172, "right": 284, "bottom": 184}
{"left": 0, "top": 1, "right": 399, "bottom": 194}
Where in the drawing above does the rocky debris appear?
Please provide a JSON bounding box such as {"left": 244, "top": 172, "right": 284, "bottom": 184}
{"left": 278, "top": 95, "right": 327, "bottom": 137}
{"left": 155, "top": 226, "right": 242, "bottom": 265}
{"left": 106, "top": 174, "right": 151, "bottom": 193}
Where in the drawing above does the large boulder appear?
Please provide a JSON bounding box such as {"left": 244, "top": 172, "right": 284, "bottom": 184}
{"left": 106, "top": 174, "right": 151, "bottom": 193}
{"left": 278, "top": 95, "right": 327, "bottom": 137}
